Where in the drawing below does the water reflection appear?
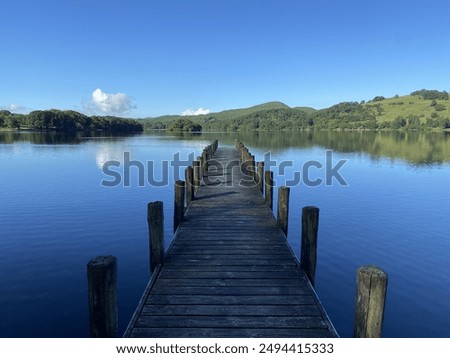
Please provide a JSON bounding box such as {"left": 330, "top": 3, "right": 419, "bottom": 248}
{"left": 151, "top": 131, "right": 450, "bottom": 165}
{"left": 1, "top": 130, "right": 449, "bottom": 165}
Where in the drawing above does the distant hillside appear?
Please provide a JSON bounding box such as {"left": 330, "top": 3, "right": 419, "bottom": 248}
{"left": 363, "top": 90, "right": 450, "bottom": 129}
{"left": 142, "top": 90, "right": 450, "bottom": 132}
{"left": 0, "top": 109, "right": 143, "bottom": 133}
{"left": 143, "top": 101, "right": 296, "bottom": 131}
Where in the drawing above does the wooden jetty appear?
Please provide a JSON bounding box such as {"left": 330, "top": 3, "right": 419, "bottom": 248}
{"left": 122, "top": 140, "right": 339, "bottom": 338}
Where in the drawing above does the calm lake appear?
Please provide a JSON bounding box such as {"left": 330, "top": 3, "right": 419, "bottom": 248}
{"left": 0, "top": 130, "right": 449, "bottom": 338}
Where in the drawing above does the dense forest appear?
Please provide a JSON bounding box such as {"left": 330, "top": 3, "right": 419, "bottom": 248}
{"left": 2, "top": 89, "right": 449, "bottom": 133}
{"left": 143, "top": 89, "right": 450, "bottom": 132}
{"left": 0, "top": 109, "right": 143, "bottom": 133}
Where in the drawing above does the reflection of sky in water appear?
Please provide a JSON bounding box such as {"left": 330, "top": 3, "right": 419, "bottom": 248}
{"left": 95, "top": 144, "right": 127, "bottom": 169}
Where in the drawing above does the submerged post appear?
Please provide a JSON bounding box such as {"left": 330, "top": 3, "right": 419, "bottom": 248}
{"left": 174, "top": 180, "right": 185, "bottom": 232}
{"left": 257, "top": 161, "right": 264, "bottom": 193}
{"left": 354, "top": 265, "right": 388, "bottom": 338}
{"left": 264, "top": 170, "right": 273, "bottom": 209}
{"left": 185, "top": 166, "right": 194, "bottom": 207}
{"left": 87, "top": 255, "right": 118, "bottom": 338}
{"left": 277, "top": 186, "right": 290, "bottom": 235}
{"left": 148, "top": 201, "right": 164, "bottom": 273}
{"left": 300, "top": 206, "right": 319, "bottom": 286}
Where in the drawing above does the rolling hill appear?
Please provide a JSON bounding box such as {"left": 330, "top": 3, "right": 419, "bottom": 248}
{"left": 141, "top": 89, "right": 450, "bottom": 131}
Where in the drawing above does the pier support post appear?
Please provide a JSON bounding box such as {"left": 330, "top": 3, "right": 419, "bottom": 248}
{"left": 300, "top": 206, "right": 319, "bottom": 286}
{"left": 277, "top": 186, "right": 290, "bottom": 235}
{"left": 174, "top": 180, "right": 185, "bottom": 232}
{"left": 185, "top": 166, "right": 194, "bottom": 207}
{"left": 354, "top": 265, "right": 388, "bottom": 338}
{"left": 257, "top": 161, "right": 264, "bottom": 193}
{"left": 87, "top": 255, "right": 118, "bottom": 338}
{"left": 202, "top": 150, "right": 208, "bottom": 174}
{"left": 148, "top": 201, "right": 164, "bottom": 273}
{"left": 193, "top": 160, "right": 201, "bottom": 193}
{"left": 250, "top": 155, "right": 256, "bottom": 182}
{"left": 264, "top": 170, "right": 273, "bottom": 209}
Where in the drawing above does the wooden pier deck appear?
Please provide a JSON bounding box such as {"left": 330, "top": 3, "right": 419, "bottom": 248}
{"left": 124, "top": 144, "right": 338, "bottom": 338}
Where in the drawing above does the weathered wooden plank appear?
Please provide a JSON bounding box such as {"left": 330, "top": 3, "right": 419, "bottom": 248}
{"left": 165, "top": 254, "right": 295, "bottom": 260}
{"left": 141, "top": 304, "right": 321, "bottom": 317}
{"left": 174, "top": 235, "right": 284, "bottom": 241}
{"left": 156, "top": 278, "right": 306, "bottom": 287}
{"left": 135, "top": 315, "right": 328, "bottom": 329}
{"left": 158, "top": 271, "right": 303, "bottom": 279}
{"left": 146, "top": 294, "right": 317, "bottom": 305}
{"left": 130, "top": 327, "right": 334, "bottom": 338}
{"left": 151, "top": 286, "right": 311, "bottom": 295}
{"left": 162, "top": 265, "right": 298, "bottom": 272}
{"left": 162, "top": 258, "right": 298, "bottom": 266}
{"left": 171, "top": 242, "right": 289, "bottom": 249}
{"left": 168, "top": 248, "right": 293, "bottom": 255}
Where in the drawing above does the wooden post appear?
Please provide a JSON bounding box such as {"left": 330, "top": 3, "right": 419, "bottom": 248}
{"left": 208, "top": 144, "right": 212, "bottom": 159}
{"left": 250, "top": 155, "right": 256, "bottom": 181}
{"left": 354, "top": 265, "right": 388, "bottom": 338}
{"left": 174, "top": 180, "right": 185, "bottom": 232}
{"left": 197, "top": 155, "right": 203, "bottom": 178}
{"left": 241, "top": 148, "right": 246, "bottom": 163}
{"left": 148, "top": 201, "right": 164, "bottom": 273}
{"left": 185, "top": 166, "right": 194, "bottom": 207}
{"left": 202, "top": 150, "right": 208, "bottom": 174}
{"left": 87, "top": 255, "right": 118, "bottom": 338}
{"left": 300, "top": 206, "right": 319, "bottom": 286}
{"left": 277, "top": 186, "right": 290, "bottom": 235}
{"left": 264, "top": 170, "right": 273, "bottom": 209}
{"left": 257, "top": 161, "right": 264, "bottom": 193}
{"left": 193, "top": 160, "right": 201, "bottom": 192}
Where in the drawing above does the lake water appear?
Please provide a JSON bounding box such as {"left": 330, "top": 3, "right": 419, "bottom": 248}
{"left": 0, "top": 130, "right": 449, "bottom": 337}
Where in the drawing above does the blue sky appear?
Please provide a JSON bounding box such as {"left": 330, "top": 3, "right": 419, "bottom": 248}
{"left": 1, "top": 0, "right": 450, "bottom": 118}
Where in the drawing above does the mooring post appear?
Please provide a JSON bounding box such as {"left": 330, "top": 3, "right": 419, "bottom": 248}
{"left": 202, "top": 150, "right": 208, "bottom": 174}
{"left": 174, "top": 180, "right": 185, "bottom": 232}
{"left": 185, "top": 166, "right": 194, "bottom": 207}
{"left": 241, "top": 148, "right": 247, "bottom": 163}
{"left": 264, "top": 170, "right": 273, "bottom": 209}
{"left": 193, "top": 160, "right": 201, "bottom": 192}
{"left": 208, "top": 144, "right": 213, "bottom": 158}
{"left": 257, "top": 161, "right": 264, "bottom": 193}
{"left": 250, "top": 155, "right": 256, "bottom": 182}
{"left": 300, "top": 206, "right": 319, "bottom": 286}
{"left": 148, "top": 201, "right": 164, "bottom": 273}
{"left": 87, "top": 255, "right": 118, "bottom": 338}
{"left": 277, "top": 186, "right": 290, "bottom": 235}
{"left": 354, "top": 265, "right": 388, "bottom": 338}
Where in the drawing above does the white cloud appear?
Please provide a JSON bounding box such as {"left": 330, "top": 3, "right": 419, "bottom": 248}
{"left": 86, "top": 88, "right": 136, "bottom": 115}
{"left": 181, "top": 108, "right": 211, "bottom": 116}
{"left": 1, "top": 104, "right": 28, "bottom": 113}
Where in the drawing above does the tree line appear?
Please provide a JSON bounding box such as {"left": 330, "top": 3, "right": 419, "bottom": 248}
{"left": 0, "top": 109, "right": 143, "bottom": 133}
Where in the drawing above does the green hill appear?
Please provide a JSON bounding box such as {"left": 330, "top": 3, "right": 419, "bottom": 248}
{"left": 364, "top": 90, "right": 450, "bottom": 129}
{"left": 141, "top": 89, "right": 450, "bottom": 132}
{"left": 143, "top": 101, "right": 294, "bottom": 131}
